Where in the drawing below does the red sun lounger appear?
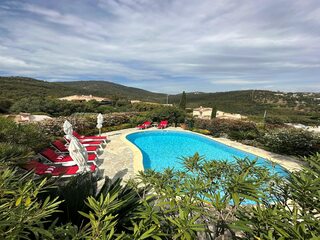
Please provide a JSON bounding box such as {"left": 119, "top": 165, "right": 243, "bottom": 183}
{"left": 23, "top": 160, "right": 97, "bottom": 177}
{"left": 51, "top": 140, "right": 99, "bottom": 155}
{"left": 158, "top": 120, "right": 168, "bottom": 129}
{"left": 137, "top": 121, "right": 152, "bottom": 129}
{"left": 73, "top": 131, "right": 107, "bottom": 144}
{"left": 40, "top": 148, "right": 97, "bottom": 166}
{"left": 64, "top": 137, "right": 104, "bottom": 148}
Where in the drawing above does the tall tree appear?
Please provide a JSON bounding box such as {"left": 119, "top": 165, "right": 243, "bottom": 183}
{"left": 211, "top": 106, "right": 217, "bottom": 119}
{"left": 179, "top": 91, "right": 187, "bottom": 110}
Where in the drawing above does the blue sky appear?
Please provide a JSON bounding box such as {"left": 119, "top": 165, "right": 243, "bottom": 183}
{"left": 0, "top": 0, "right": 319, "bottom": 93}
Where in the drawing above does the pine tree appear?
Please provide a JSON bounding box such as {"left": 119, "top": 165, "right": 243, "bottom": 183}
{"left": 211, "top": 106, "right": 217, "bottom": 119}
{"left": 179, "top": 91, "right": 186, "bottom": 110}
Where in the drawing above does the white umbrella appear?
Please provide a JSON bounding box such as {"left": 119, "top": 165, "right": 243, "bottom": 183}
{"left": 96, "top": 113, "right": 103, "bottom": 136}
{"left": 63, "top": 120, "right": 73, "bottom": 140}
{"left": 68, "top": 137, "right": 91, "bottom": 172}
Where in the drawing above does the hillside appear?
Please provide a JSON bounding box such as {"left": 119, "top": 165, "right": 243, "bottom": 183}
{"left": 1, "top": 76, "right": 319, "bottom": 124}
{"left": 62, "top": 81, "right": 166, "bottom": 102}
{"left": 0, "top": 76, "right": 166, "bottom": 102}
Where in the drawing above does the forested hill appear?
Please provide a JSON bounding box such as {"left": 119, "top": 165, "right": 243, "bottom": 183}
{"left": 0, "top": 76, "right": 166, "bottom": 102}
{"left": 1, "top": 76, "right": 319, "bottom": 122}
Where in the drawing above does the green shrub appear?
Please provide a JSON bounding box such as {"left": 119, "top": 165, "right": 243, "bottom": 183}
{"left": 0, "top": 143, "right": 33, "bottom": 167}
{"left": 260, "top": 128, "right": 320, "bottom": 156}
{"left": 0, "top": 169, "right": 62, "bottom": 240}
{"left": 147, "top": 106, "right": 186, "bottom": 125}
{"left": 129, "top": 113, "right": 150, "bottom": 126}
{"left": 0, "top": 117, "right": 50, "bottom": 152}
{"left": 0, "top": 98, "right": 13, "bottom": 113}
{"left": 228, "top": 130, "right": 259, "bottom": 140}
{"left": 195, "top": 118, "right": 258, "bottom": 138}
{"left": 265, "top": 116, "right": 286, "bottom": 125}
{"left": 237, "top": 153, "right": 320, "bottom": 239}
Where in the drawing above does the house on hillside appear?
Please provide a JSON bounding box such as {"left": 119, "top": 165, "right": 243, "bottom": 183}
{"left": 12, "top": 113, "right": 52, "bottom": 123}
{"left": 216, "top": 111, "right": 247, "bottom": 120}
{"left": 59, "top": 95, "right": 112, "bottom": 105}
{"left": 193, "top": 106, "right": 212, "bottom": 120}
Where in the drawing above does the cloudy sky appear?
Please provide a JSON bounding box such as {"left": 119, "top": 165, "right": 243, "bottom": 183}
{"left": 0, "top": 0, "right": 319, "bottom": 93}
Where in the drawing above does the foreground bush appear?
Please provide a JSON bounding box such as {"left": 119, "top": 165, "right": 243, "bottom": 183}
{"left": 0, "top": 169, "right": 62, "bottom": 239}
{"left": 1, "top": 125, "right": 320, "bottom": 239}
{"left": 261, "top": 128, "right": 320, "bottom": 156}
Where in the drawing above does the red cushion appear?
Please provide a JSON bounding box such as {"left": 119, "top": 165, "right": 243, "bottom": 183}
{"left": 73, "top": 131, "right": 106, "bottom": 140}
{"left": 63, "top": 153, "right": 97, "bottom": 162}
{"left": 85, "top": 146, "right": 99, "bottom": 152}
{"left": 41, "top": 148, "right": 96, "bottom": 163}
{"left": 52, "top": 140, "right": 67, "bottom": 152}
{"left": 79, "top": 140, "right": 103, "bottom": 145}
{"left": 51, "top": 164, "right": 97, "bottom": 176}
{"left": 41, "top": 148, "right": 60, "bottom": 160}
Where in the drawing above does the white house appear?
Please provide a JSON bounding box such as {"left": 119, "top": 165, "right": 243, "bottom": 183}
{"left": 216, "top": 111, "right": 245, "bottom": 120}
{"left": 193, "top": 106, "right": 213, "bottom": 119}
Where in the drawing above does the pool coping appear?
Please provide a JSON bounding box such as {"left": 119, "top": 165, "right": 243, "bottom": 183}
{"left": 121, "top": 127, "right": 303, "bottom": 174}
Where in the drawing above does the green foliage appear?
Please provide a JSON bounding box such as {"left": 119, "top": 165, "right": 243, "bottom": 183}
{"left": 0, "top": 117, "right": 50, "bottom": 152}
{"left": 0, "top": 169, "right": 62, "bottom": 240}
{"left": 138, "top": 154, "right": 278, "bottom": 239}
{"left": 78, "top": 177, "right": 165, "bottom": 239}
{"left": 261, "top": 128, "right": 320, "bottom": 156}
{"left": 10, "top": 97, "right": 106, "bottom": 117}
{"left": 211, "top": 106, "right": 217, "bottom": 119}
{"left": 131, "top": 102, "right": 163, "bottom": 112}
{"left": 0, "top": 143, "right": 33, "bottom": 167}
{"left": 265, "top": 116, "right": 286, "bottom": 125}
{"left": 195, "top": 118, "right": 258, "bottom": 138}
{"left": 179, "top": 91, "right": 187, "bottom": 110}
{"left": 44, "top": 173, "right": 98, "bottom": 226}
{"left": 0, "top": 98, "right": 13, "bottom": 113}
{"left": 0, "top": 76, "right": 166, "bottom": 102}
{"left": 235, "top": 153, "right": 320, "bottom": 239}
{"left": 228, "top": 130, "right": 259, "bottom": 141}
{"left": 147, "top": 106, "right": 186, "bottom": 125}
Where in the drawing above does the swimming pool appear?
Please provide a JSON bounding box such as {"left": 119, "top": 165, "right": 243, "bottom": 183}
{"left": 126, "top": 130, "right": 287, "bottom": 176}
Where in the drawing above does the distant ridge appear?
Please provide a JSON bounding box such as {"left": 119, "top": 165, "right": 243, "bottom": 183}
{"left": 0, "top": 76, "right": 166, "bottom": 102}
{"left": 1, "top": 76, "right": 319, "bottom": 118}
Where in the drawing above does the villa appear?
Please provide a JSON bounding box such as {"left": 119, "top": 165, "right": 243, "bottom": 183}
{"left": 59, "top": 95, "right": 113, "bottom": 104}
{"left": 193, "top": 106, "right": 213, "bottom": 119}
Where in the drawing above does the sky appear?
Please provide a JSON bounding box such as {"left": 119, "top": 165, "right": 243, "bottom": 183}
{"left": 0, "top": 0, "right": 319, "bottom": 93}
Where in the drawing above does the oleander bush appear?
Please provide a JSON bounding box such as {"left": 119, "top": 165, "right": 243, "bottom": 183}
{"left": 1, "top": 150, "right": 320, "bottom": 239}
{"left": 260, "top": 128, "right": 320, "bottom": 156}
{"left": 0, "top": 169, "right": 62, "bottom": 240}
{"left": 194, "top": 118, "right": 258, "bottom": 138}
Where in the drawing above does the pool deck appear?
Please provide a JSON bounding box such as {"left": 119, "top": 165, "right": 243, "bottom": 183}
{"left": 98, "top": 127, "right": 303, "bottom": 182}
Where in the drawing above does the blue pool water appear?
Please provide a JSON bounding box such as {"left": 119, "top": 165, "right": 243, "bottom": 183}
{"left": 126, "top": 130, "right": 287, "bottom": 176}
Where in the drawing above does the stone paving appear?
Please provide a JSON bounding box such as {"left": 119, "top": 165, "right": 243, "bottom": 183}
{"left": 98, "top": 127, "right": 303, "bottom": 182}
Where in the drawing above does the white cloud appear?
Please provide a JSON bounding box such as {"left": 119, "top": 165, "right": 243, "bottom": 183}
{"left": 0, "top": 0, "right": 319, "bottom": 92}
{"left": 212, "top": 79, "right": 272, "bottom": 85}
